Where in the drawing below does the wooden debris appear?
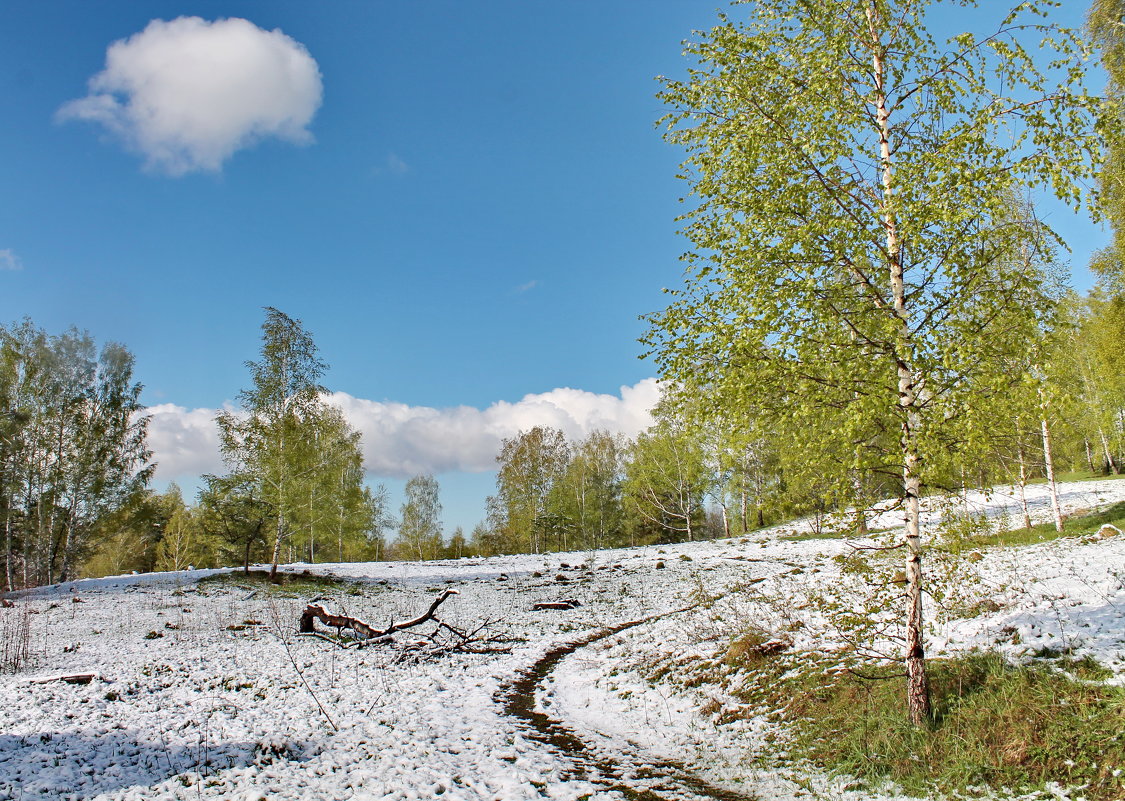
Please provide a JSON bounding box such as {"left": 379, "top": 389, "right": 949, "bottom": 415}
{"left": 299, "top": 590, "right": 512, "bottom": 656}
{"left": 531, "top": 599, "right": 581, "bottom": 611}
{"left": 30, "top": 672, "right": 98, "bottom": 685}
{"left": 300, "top": 589, "right": 459, "bottom": 641}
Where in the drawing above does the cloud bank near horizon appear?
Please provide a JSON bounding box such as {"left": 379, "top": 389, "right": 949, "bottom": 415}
{"left": 145, "top": 379, "right": 661, "bottom": 483}
{"left": 58, "top": 16, "right": 322, "bottom": 175}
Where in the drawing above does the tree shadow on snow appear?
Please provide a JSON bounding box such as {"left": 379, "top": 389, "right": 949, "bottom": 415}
{"left": 0, "top": 727, "right": 313, "bottom": 800}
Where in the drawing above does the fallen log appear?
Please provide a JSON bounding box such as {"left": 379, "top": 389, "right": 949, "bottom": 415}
{"left": 531, "top": 599, "right": 581, "bottom": 611}
{"left": 30, "top": 672, "right": 98, "bottom": 685}
{"left": 300, "top": 589, "right": 459, "bottom": 641}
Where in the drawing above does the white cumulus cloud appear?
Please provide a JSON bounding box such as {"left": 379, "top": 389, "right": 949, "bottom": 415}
{"left": 144, "top": 403, "right": 226, "bottom": 480}
{"left": 57, "top": 16, "right": 322, "bottom": 175}
{"left": 143, "top": 380, "right": 661, "bottom": 482}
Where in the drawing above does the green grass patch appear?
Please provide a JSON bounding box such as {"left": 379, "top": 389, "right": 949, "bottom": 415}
{"left": 964, "top": 502, "right": 1125, "bottom": 549}
{"left": 717, "top": 647, "right": 1125, "bottom": 799}
{"left": 1030, "top": 470, "right": 1125, "bottom": 485}
{"left": 197, "top": 569, "right": 364, "bottom": 596}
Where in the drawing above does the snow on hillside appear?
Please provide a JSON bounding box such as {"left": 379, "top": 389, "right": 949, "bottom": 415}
{"left": 2, "top": 479, "right": 1124, "bottom": 801}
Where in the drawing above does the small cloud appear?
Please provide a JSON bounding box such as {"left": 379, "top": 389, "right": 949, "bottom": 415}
{"left": 57, "top": 16, "right": 323, "bottom": 176}
{"left": 0, "top": 250, "right": 23, "bottom": 271}
{"left": 514, "top": 280, "right": 538, "bottom": 294}
{"left": 372, "top": 152, "right": 410, "bottom": 177}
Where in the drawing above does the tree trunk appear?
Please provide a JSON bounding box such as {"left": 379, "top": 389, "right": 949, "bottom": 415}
{"left": 269, "top": 518, "right": 284, "bottom": 581}
{"left": 1041, "top": 416, "right": 1064, "bottom": 532}
{"left": 740, "top": 483, "right": 748, "bottom": 534}
{"left": 870, "top": 1, "right": 930, "bottom": 726}
{"left": 4, "top": 506, "right": 13, "bottom": 593}
{"left": 1101, "top": 428, "right": 1119, "bottom": 475}
{"left": 1017, "top": 441, "right": 1032, "bottom": 529}
{"left": 1085, "top": 437, "right": 1096, "bottom": 474}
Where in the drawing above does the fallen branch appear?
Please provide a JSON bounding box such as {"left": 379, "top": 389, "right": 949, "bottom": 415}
{"left": 300, "top": 589, "right": 459, "bottom": 641}
{"left": 300, "top": 591, "right": 514, "bottom": 657}
{"left": 30, "top": 672, "right": 98, "bottom": 685}
{"left": 531, "top": 599, "right": 581, "bottom": 611}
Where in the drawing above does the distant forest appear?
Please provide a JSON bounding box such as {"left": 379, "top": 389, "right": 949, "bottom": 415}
{"left": 0, "top": 283, "right": 1121, "bottom": 591}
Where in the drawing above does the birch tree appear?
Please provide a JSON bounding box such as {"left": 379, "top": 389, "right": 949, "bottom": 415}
{"left": 396, "top": 474, "right": 443, "bottom": 561}
{"left": 488, "top": 426, "right": 569, "bottom": 553}
{"left": 646, "top": 0, "right": 1103, "bottom": 725}
{"left": 0, "top": 322, "right": 152, "bottom": 587}
{"left": 623, "top": 412, "right": 710, "bottom": 543}
{"left": 217, "top": 308, "right": 327, "bottom": 580}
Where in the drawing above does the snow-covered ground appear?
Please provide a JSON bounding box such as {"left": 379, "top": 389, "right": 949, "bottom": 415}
{"left": 2, "top": 479, "right": 1124, "bottom": 801}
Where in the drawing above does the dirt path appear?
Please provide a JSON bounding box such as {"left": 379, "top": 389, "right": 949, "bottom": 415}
{"left": 496, "top": 611, "right": 759, "bottom": 801}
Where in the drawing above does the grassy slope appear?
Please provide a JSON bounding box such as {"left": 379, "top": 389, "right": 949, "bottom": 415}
{"left": 658, "top": 501, "right": 1125, "bottom": 800}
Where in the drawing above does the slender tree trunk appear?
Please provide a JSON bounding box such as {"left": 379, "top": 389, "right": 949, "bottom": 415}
{"left": 1085, "top": 437, "right": 1096, "bottom": 474}
{"left": 739, "top": 480, "right": 748, "bottom": 534}
{"left": 1017, "top": 441, "right": 1032, "bottom": 529}
{"left": 1041, "top": 416, "right": 1064, "bottom": 532}
{"left": 3, "top": 506, "right": 13, "bottom": 593}
{"left": 854, "top": 472, "right": 869, "bottom": 535}
{"left": 755, "top": 470, "right": 765, "bottom": 528}
{"left": 1102, "top": 428, "right": 1120, "bottom": 475}
{"left": 269, "top": 525, "right": 282, "bottom": 580}
{"left": 870, "top": 2, "right": 930, "bottom": 725}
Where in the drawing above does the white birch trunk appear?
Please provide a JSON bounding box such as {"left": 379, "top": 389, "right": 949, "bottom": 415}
{"left": 869, "top": 1, "right": 930, "bottom": 725}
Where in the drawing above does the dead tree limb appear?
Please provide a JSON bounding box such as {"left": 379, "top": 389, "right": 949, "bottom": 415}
{"left": 531, "top": 599, "right": 581, "bottom": 611}
{"left": 299, "top": 589, "right": 459, "bottom": 641}
{"left": 30, "top": 672, "right": 98, "bottom": 685}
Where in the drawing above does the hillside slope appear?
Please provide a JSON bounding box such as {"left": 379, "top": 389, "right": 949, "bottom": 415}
{"left": 2, "top": 479, "right": 1123, "bottom": 800}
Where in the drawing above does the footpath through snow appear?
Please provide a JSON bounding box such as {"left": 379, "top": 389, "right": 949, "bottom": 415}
{"left": 1, "top": 479, "right": 1124, "bottom": 800}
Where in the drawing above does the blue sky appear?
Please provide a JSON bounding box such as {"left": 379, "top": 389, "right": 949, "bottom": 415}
{"left": 0, "top": 1, "right": 1109, "bottom": 537}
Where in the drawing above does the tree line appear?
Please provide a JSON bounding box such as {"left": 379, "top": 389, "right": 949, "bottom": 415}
{"left": 0, "top": 309, "right": 397, "bottom": 590}
{"left": 461, "top": 279, "right": 1125, "bottom": 558}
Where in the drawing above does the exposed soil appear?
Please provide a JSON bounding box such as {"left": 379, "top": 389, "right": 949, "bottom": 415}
{"left": 497, "top": 611, "right": 758, "bottom": 801}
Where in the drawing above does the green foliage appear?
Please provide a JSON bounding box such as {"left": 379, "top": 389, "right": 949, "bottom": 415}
{"left": 196, "top": 472, "right": 272, "bottom": 571}
{"left": 444, "top": 525, "right": 467, "bottom": 559}
{"left": 394, "top": 474, "right": 442, "bottom": 561}
{"left": 623, "top": 402, "right": 711, "bottom": 543}
{"left": 647, "top": 0, "right": 1101, "bottom": 502}
{"left": 215, "top": 308, "right": 377, "bottom": 574}
{"left": 0, "top": 320, "right": 153, "bottom": 589}
{"left": 487, "top": 426, "right": 570, "bottom": 553}
{"left": 645, "top": 0, "right": 1107, "bottom": 723}
{"left": 547, "top": 430, "right": 627, "bottom": 551}
{"left": 1089, "top": 0, "right": 1125, "bottom": 294}
{"left": 83, "top": 484, "right": 218, "bottom": 577}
